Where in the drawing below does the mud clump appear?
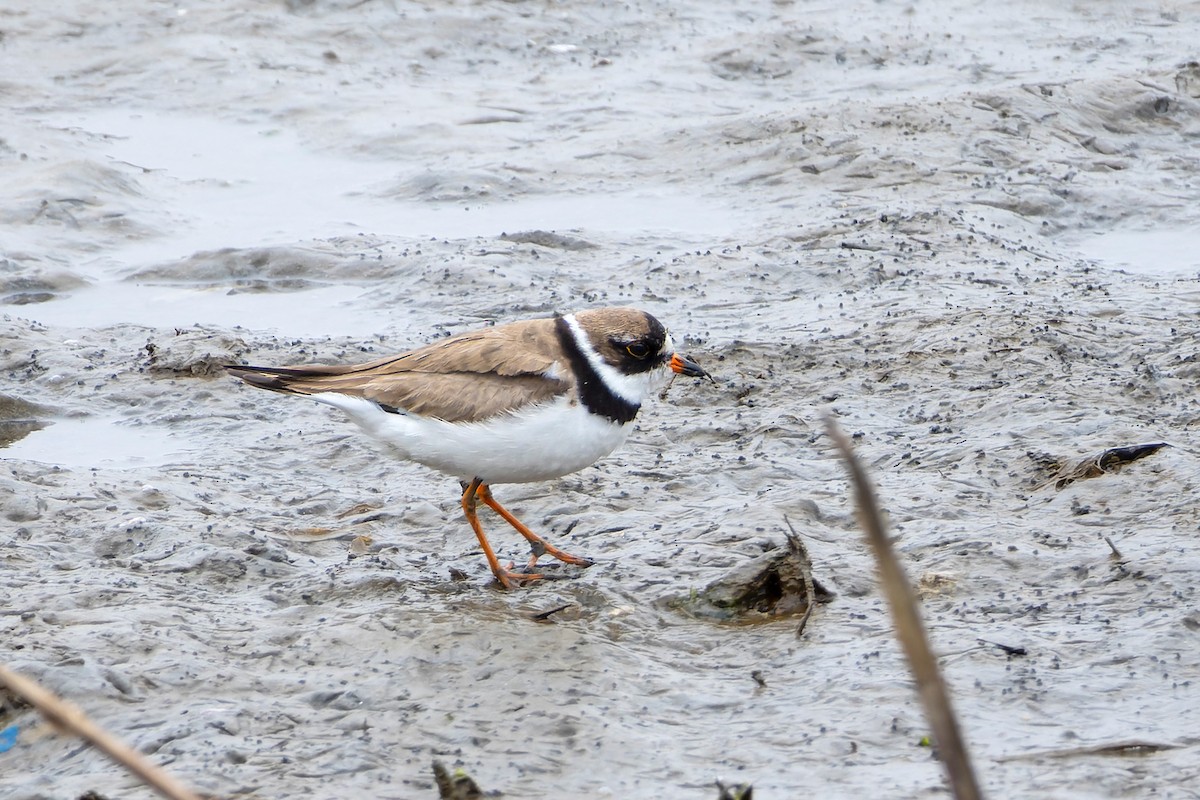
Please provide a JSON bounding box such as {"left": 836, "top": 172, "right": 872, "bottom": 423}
{"left": 141, "top": 330, "right": 248, "bottom": 377}
{"left": 670, "top": 537, "right": 834, "bottom": 623}
{"left": 0, "top": 393, "right": 49, "bottom": 448}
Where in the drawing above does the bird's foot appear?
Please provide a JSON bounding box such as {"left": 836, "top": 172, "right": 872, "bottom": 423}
{"left": 525, "top": 539, "right": 594, "bottom": 571}
{"left": 492, "top": 563, "right": 545, "bottom": 590}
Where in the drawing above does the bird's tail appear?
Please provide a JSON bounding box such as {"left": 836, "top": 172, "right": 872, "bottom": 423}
{"left": 224, "top": 363, "right": 362, "bottom": 396}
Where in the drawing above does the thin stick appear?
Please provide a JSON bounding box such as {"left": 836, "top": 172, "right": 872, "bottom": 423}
{"left": 823, "top": 417, "right": 983, "bottom": 800}
{"left": 782, "top": 516, "right": 816, "bottom": 637}
{"left": 0, "top": 664, "right": 205, "bottom": 800}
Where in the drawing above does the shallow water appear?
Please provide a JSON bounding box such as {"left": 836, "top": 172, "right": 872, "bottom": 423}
{"left": 23, "top": 281, "right": 381, "bottom": 335}
{"left": 1072, "top": 226, "right": 1200, "bottom": 277}
{"left": 3, "top": 1, "right": 1200, "bottom": 798}
{"left": 46, "top": 108, "right": 743, "bottom": 254}
{"left": 3, "top": 415, "right": 198, "bottom": 470}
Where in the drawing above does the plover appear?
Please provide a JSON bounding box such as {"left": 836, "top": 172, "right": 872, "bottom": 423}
{"left": 226, "top": 307, "right": 709, "bottom": 588}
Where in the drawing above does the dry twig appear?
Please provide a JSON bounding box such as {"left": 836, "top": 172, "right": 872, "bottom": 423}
{"left": 0, "top": 664, "right": 204, "bottom": 800}
{"left": 823, "top": 416, "right": 983, "bottom": 800}
{"left": 782, "top": 516, "right": 816, "bottom": 636}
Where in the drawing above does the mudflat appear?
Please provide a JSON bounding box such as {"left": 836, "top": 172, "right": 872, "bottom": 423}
{"left": 3, "top": 2, "right": 1199, "bottom": 797}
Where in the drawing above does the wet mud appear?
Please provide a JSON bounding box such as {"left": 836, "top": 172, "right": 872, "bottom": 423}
{"left": 3, "top": 1, "right": 1200, "bottom": 798}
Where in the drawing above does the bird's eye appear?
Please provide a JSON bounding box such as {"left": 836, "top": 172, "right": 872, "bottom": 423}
{"left": 625, "top": 342, "right": 650, "bottom": 359}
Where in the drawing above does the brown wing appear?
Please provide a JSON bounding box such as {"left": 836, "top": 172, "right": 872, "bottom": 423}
{"left": 225, "top": 317, "right": 572, "bottom": 423}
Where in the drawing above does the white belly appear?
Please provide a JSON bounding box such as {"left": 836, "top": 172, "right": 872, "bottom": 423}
{"left": 312, "top": 394, "right": 631, "bottom": 484}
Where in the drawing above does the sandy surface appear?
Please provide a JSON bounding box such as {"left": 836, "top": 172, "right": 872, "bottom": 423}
{"left": 3, "top": 1, "right": 1200, "bottom": 797}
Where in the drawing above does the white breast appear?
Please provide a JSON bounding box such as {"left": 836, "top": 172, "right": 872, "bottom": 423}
{"left": 311, "top": 394, "right": 632, "bottom": 484}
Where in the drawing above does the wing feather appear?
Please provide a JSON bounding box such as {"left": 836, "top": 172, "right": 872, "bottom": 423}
{"left": 225, "top": 317, "right": 572, "bottom": 423}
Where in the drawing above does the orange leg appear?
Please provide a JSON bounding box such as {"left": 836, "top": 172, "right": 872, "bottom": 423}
{"left": 476, "top": 483, "right": 595, "bottom": 572}
{"left": 460, "top": 478, "right": 543, "bottom": 589}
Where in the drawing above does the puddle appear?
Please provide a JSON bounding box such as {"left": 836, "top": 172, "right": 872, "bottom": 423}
{"left": 42, "top": 110, "right": 744, "bottom": 271}
{"left": 15, "top": 281, "right": 387, "bottom": 337}
{"left": 17, "top": 110, "right": 747, "bottom": 334}
{"left": 1071, "top": 227, "right": 1200, "bottom": 277}
{"left": 3, "top": 416, "right": 193, "bottom": 470}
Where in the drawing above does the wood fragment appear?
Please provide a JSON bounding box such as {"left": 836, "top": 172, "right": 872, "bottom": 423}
{"left": 976, "top": 639, "right": 1028, "bottom": 657}
{"left": 529, "top": 603, "right": 572, "bottom": 622}
{"left": 1104, "top": 536, "right": 1122, "bottom": 561}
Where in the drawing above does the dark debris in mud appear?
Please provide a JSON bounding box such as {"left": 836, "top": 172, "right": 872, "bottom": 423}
{"left": 432, "top": 760, "right": 491, "bottom": 800}
{"left": 1029, "top": 442, "right": 1171, "bottom": 489}
{"left": 715, "top": 779, "right": 754, "bottom": 800}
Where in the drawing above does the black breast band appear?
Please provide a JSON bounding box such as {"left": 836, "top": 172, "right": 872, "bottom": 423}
{"left": 555, "top": 316, "right": 640, "bottom": 424}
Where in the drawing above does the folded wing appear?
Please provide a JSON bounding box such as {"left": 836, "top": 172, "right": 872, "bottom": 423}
{"left": 226, "top": 318, "right": 571, "bottom": 424}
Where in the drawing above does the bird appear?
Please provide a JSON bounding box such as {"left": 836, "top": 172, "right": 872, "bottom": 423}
{"left": 225, "top": 307, "right": 710, "bottom": 588}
